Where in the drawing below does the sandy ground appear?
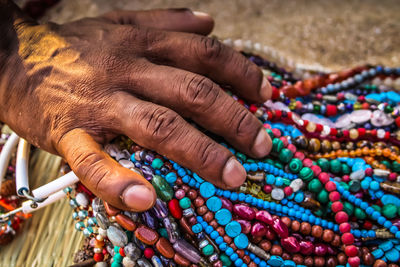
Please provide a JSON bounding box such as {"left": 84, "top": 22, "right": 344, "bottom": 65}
{"left": 34, "top": 0, "right": 400, "bottom": 70}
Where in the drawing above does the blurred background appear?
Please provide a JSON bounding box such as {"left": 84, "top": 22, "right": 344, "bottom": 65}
{"left": 17, "top": 0, "right": 400, "bottom": 70}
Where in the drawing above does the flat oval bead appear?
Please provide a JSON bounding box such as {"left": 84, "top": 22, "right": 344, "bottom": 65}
{"left": 115, "top": 214, "right": 136, "bottom": 231}
{"left": 156, "top": 237, "right": 175, "bottom": 259}
{"left": 135, "top": 225, "right": 159, "bottom": 245}
{"left": 107, "top": 225, "right": 128, "bottom": 247}
{"left": 206, "top": 196, "right": 222, "bottom": 212}
{"left": 215, "top": 209, "right": 232, "bottom": 226}
{"left": 172, "top": 239, "right": 201, "bottom": 263}
{"left": 225, "top": 221, "right": 242, "bottom": 238}
{"left": 174, "top": 253, "right": 190, "bottom": 266}
{"left": 168, "top": 199, "right": 183, "bottom": 219}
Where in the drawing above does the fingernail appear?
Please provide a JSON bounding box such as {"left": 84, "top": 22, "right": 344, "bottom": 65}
{"left": 122, "top": 185, "right": 154, "bottom": 211}
{"left": 193, "top": 11, "right": 212, "bottom": 19}
{"left": 222, "top": 157, "right": 246, "bottom": 188}
{"left": 260, "top": 77, "right": 272, "bottom": 101}
{"left": 252, "top": 128, "right": 272, "bottom": 157}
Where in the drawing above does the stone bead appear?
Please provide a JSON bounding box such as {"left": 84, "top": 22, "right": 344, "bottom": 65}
{"left": 122, "top": 256, "right": 135, "bottom": 267}
{"left": 309, "top": 138, "right": 321, "bottom": 152}
{"left": 311, "top": 225, "right": 323, "bottom": 238}
{"left": 107, "top": 225, "right": 128, "bottom": 247}
{"left": 116, "top": 214, "right": 136, "bottom": 231}
{"left": 247, "top": 171, "right": 265, "bottom": 181}
{"left": 152, "top": 175, "right": 174, "bottom": 201}
{"left": 300, "top": 222, "right": 311, "bottom": 235}
{"left": 291, "top": 220, "right": 300, "bottom": 232}
{"left": 96, "top": 212, "right": 110, "bottom": 230}
{"left": 173, "top": 239, "right": 201, "bottom": 263}
{"left": 279, "top": 148, "right": 293, "bottom": 163}
{"left": 135, "top": 225, "right": 159, "bottom": 245}
{"left": 382, "top": 204, "right": 398, "bottom": 219}
{"left": 322, "top": 230, "right": 334, "bottom": 243}
{"left": 156, "top": 237, "right": 175, "bottom": 259}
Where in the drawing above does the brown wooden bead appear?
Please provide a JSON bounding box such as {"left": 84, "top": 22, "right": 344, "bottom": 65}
{"left": 251, "top": 236, "right": 263, "bottom": 244}
{"left": 194, "top": 197, "right": 204, "bottom": 207}
{"left": 311, "top": 225, "right": 323, "bottom": 238}
{"left": 115, "top": 214, "right": 136, "bottom": 231}
{"left": 135, "top": 225, "right": 159, "bottom": 245}
{"left": 187, "top": 189, "right": 198, "bottom": 200}
{"left": 270, "top": 244, "right": 282, "bottom": 256}
{"left": 292, "top": 254, "right": 303, "bottom": 265}
{"left": 248, "top": 262, "right": 257, "bottom": 267}
{"left": 259, "top": 240, "right": 272, "bottom": 251}
{"left": 156, "top": 237, "right": 174, "bottom": 259}
{"left": 314, "top": 256, "right": 325, "bottom": 267}
{"left": 209, "top": 220, "right": 218, "bottom": 229}
{"left": 204, "top": 211, "right": 214, "bottom": 222}
{"left": 104, "top": 202, "right": 120, "bottom": 216}
{"left": 326, "top": 256, "right": 337, "bottom": 267}
{"left": 216, "top": 226, "right": 225, "bottom": 236}
{"left": 291, "top": 220, "right": 300, "bottom": 232}
{"left": 374, "top": 260, "right": 388, "bottom": 267}
{"left": 304, "top": 256, "right": 313, "bottom": 266}
{"left": 282, "top": 252, "right": 290, "bottom": 260}
{"left": 331, "top": 234, "right": 341, "bottom": 247}
{"left": 322, "top": 229, "right": 334, "bottom": 243}
{"left": 196, "top": 206, "right": 207, "bottom": 215}
{"left": 174, "top": 253, "right": 190, "bottom": 266}
{"left": 223, "top": 235, "right": 232, "bottom": 244}
{"left": 236, "top": 250, "right": 245, "bottom": 258}
{"left": 337, "top": 252, "right": 347, "bottom": 265}
{"left": 280, "top": 216, "right": 292, "bottom": 227}
{"left": 300, "top": 222, "right": 312, "bottom": 235}
{"left": 243, "top": 255, "right": 251, "bottom": 264}
{"left": 363, "top": 252, "right": 374, "bottom": 266}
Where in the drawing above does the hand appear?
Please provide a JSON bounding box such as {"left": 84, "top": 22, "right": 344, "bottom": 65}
{"left": 1, "top": 8, "right": 272, "bottom": 211}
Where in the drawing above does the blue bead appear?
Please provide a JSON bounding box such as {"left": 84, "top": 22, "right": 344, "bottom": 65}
{"left": 370, "top": 181, "right": 380, "bottom": 191}
{"left": 225, "top": 221, "right": 242, "bottom": 237}
{"left": 254, "top": 257, "right": 261, "bottom": 264}
{"left": 223, "top": 190, "right": 231, "bottom": 198}
{"left": 230, "top": 253, "right": 238, "bottom": 261}
{"left": 390, "top": 225, "right": 399, "bottom": 234}
{"left": 353, "top": 230, "right": 361, "bottom": 238}
{"left": 234, "top": 259, "right": 243, "bottom": 267}
{"left": 268, "top": 256, "right": 284, "bottom": 267}
{"left": 378, "top": 216, "right": 386, "bottom": 225}
{"left": 266, "top": 174, "right": 276, "bottom": 185}
{"left": 219, "top": 243, "right": 227, "bottom": 251}
{"left": 371, "top": 248, "right": 384, "bottom": 259}
{"left": 283, "top": 260, "right": 296, "bottom": 267}
{"left": 210, "top": 230, "right": 219, "bottom": 239}
{"left": 380, "top": 241, "right": 394, "bottom": 251}
{"left": 205, "top": 226, "right": 213, "bottom": 234}
{"left": 386, "top": 248, "right": 400, "bottom": 262}
{"left": 206, "top": 196, "right": 222, "bottom": 212}
{"left": 215, "top": 209, "right": 232, "bottom": 226}
{"left": 215, "top": 236, "right": 223, "bottom": 244}
{"left": 365, "top": 206, "right": 374, "bottom": 215}
{"left": 275, "top": 177, "right": 284, "bottom": 187}
{"left": 354, "top": 198, "right": 362, "bottom": 206}
{"left": 225, "top": 247, "right": 234, "bottom": 256}
{"left": 263, "top": 201, "right": 270, "bottom": 209}
{"left": 200, "top": 182, "right": 215, "bottom": 198}
{"left": 259, "top": 261, "right": 267, "bottom": 267}
{"left": 231, "top": 192, "right": 239, "bottom": 201}
{"left": 384, "top": 221, "right": 392, "bottom": 229}
{"left": 234, "top": 233, "right": 249, "bottom": 249}
{"left": 191, "top": 224, "right": 203, "bottom": 234}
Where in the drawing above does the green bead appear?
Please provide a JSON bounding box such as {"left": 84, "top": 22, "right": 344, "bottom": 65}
{"left": 299, "top": 167, "right": 314, "bottom": 182}
{"left": 384, "top": 105, "right": 394, "bottom": 113}
{"left": 313, "top": 104, "right": 321, "bottom": 114}
{"left": 265, "top": 159, "right": 275, "bottom": 165}
{"left": 308, "top": 179, "right": 322, "bottom": 193}
{"left": 349, "top": 180, "right": 361, "bottom": 192}
{"left": 354, "top": 207, "right": 366, "bottom": 220}
{"left": 272, "top": 138, "right": 284, "bottom": 153}
{"left": 289, "top": 158, "right": 303, "bottom": 173}
{"left": 382, "top": 204, "right": 398, "bottom": 219}
{"left": 343, "top": 202, "right": 354, "bottom": 216}
{"left": 329, "top": 159, "right": 342, "bottom": 174}
{"left": 317, "top": 158, "right": 330, "bottom": 172}
{"left": 372, "top": 204, "right": 382, "bottom": 212}
{"left": 236, "top": 152, "right": 246, "bottom": 162}
{"left": 202, "top": 244, "right": 214, "bottom": 256}
{"left": 393, "top": 161, "right": 400, "bottom": 172}
{"left": 111, "top": 262, "right": 122, "bottom": 267}
{"left": 341, "top": 164, "right": 350, "bottom": 174}
{"left": 152, "top": 175, "right": 174, "bottom": 201}
{"left": 158, "top": 228, "right": 168, "bottom": 238}
{"left": 220, "top": 254, "right": 232, "bottom": 267}
{"left": 279, "top": 148, "right": 293, "bottom": 163}
{"left": 266, "top": 129, "right": 274, "bottom": 139}
{"left": 381, "top": 160, "right": 392, "bottom": 170}
{"left": 317, "top": 189, "right": 329, "bottom": 204}
{"left": 179, "top": 197, "right": 191, "bottom": 209}
{"left": 314, "top": 209, "right": 323, "bottom": 217}
{"left": 151, "top": 158, "right": 163, "bottom": 169}
{"left": 282, "top": 178, "right": 291, "bottom": 186}
{"left": 339, "top": 182, "right": 350, "bottom": 191}
{"left": 113, "top": 253, "right": 123, "bottom": 263}
{"left": 274, "top": 162, "right": 284, "bottom": 169}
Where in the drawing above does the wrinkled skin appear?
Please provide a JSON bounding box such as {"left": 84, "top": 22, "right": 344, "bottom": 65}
{"left": 0, "top": 5, "right": 272, "bottom": 211}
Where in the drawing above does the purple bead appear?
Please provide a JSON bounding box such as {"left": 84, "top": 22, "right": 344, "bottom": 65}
{"left": 220, "top": 197, "right": 233, "bottom": 211}
{"left": 255, "top": 210, "right": 274, "bottom": 225}
{"left": 251, "top": 221, "right": 268, "bottom": 237}
{"left": 281, "top": 236, "right": 300, "bottom": 253}
{"left": 175, "top": 189, "right": 186, "bottom": 199}
{"left": 163, "top": 217, "right": 178, "bottom": 244}
{"left": 134, "top": 162, "right": 142, "bottom": 168}
{"left": 391, "top": 218, "right": 400, "bottom": 229}
{"left": 141, "top": 211, "right": 157, "bottom": 229}
{"left": 233, "top": 204, "right": 256, "bottom": 220}
{"left": 172, "top": 239, "right": 201, "bottom": 263}
{"left": 153, "top": 199, "right": 168, "bottom": 219}
{"left": 145, "top": 152, "right": 155, "bottom": 163}
{"left": 271, "top": 218, "right": 289, "bottom": 238}
{"left": 292, "top": 233, "right": 303, "bottom": 241}
{"left": 141, "top": 165, "right": 154, "bottom": 180}
{"left": 237, "top": 220, "right": 252, "bottom": 234}
{"left": 299, "top": 240, "right": 314, "bottom": 255}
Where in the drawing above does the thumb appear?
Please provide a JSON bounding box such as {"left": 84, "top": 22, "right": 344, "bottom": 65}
{"left": 100, "top": 8, "right": 214, "bottom": 35}
{"left": 56, "top": 129, "right": 156, "bottom": 211}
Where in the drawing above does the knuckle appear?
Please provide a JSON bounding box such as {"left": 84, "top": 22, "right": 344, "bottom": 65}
{"left": 144, "top": 107, "right": 180, "bottom": 144}
{"left": 181, "top": 75, "right": 218, "bottom": 110}
{"left": 195, "top": 36, "right": 224, "bottom": 61}
{"left": 233, "top": 107, "right": 255, "bottom": 137}
{"left": 196, "top": 139, "right": 219, "bottom": 170}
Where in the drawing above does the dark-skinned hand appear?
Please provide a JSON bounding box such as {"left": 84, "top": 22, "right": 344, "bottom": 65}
{"left": 0, "top": 6, "right": 272, "bottom": 211}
